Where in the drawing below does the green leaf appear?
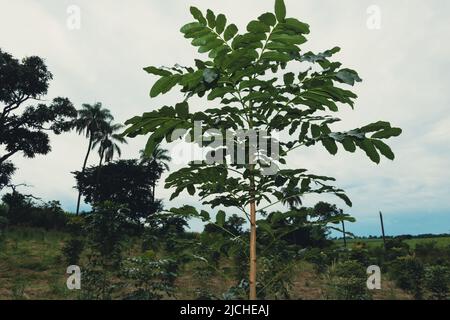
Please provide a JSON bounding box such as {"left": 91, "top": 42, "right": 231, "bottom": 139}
{"left": 190, "top": 7, "right": 206, "bottom": 25}
{"left": 284, "top": 18, "right": 310, "bottom": 34}
{"left": 200, "top": 210, "right": 210, "bottom": 222}
{"left": 260, "top": 51, "right": 290, "bottom": 62}
{"left": 206, "top": 9, "right": 216, "bottom": 28}
{"left": 208, "top": 87, "right": 234, "bottom": 100}
{"left": 341, "top": 137, "right": 356, "bottom": 153}
{"left": 371, "top": 128, "right": 402, "bottom": 139}
{"left": 271, "top": 34, "right": 306, "bottom": 45}
{"left": 311, "top": 124, "right": 321, "bottom": 138}
{"left": 191, "top": 34, "right": 217, "bottom": 47}
{"left": 360, "top": 121, "right": 390, "bottom": 133}
{"left": 335, "top": 69, "right": 362, "bottom": 86}
{"left": 150, "top": 75, "right": 180, "bottom": 98}
{"left": 247, "top": 20, "right": 270, "bottom": 33}
{"left": 335, "top": 193, "right": 353, "bottom": 207}
{"left": 143, "top": 66, "right": 172, "bottom": 76}
{"left": 283, "top": 72, "right": 295, "bottom": 85}
{"left": 187, "top": 184, "right": 196, "bottom": 195}
{"left": 175, "top": 102, "right": 189, "bottom": 119}
{"left": 215, "top": 14, "right": 227, "bottom": 34}
{"left": 372, "top": 140, "right": 395, "bottom": 160}
{"left": 216, "top": 210, "right": 226, "bottom": 227}
{"left": 359, "top": 139, "right": 380, "bottom": 164}
{"left": 322, "top": 138, "right": 338, "bottom": 155}
{"left": 224, "top": 24, "right": 238, "bottom": 41}
{"left": 275, "top": 0, "right": 286, "bottom": 22}
{"left": 258, "top": 13, "right": 277, "bottom": 27}
{"left": 180, "top": 22, "right": 204, "bottom": 34}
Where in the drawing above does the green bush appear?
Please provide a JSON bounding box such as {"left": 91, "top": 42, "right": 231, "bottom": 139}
{"left": 388, "top": 256, "right": 424, "bottom": 299}
{"left": 62, "top": 239, "right": 84, "bottom": 265}
{"left": 415, "top": 241, "right": 449, "bottom": 265}
{"left": 424, "top": 265, "right": 449, "bottom": 300}
{"left": 121, "top": 257, "right": 178, "bottom": 300}
{"left": 327, "top": 260, "right": 372, "bottom": 300}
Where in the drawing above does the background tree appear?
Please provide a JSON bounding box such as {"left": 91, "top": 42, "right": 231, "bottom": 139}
{"left": 124, "top": 0, "right": 401, "bottom": 299}
{"left": 0, "top": 49, "right": 76, "bottom": 190}
{"left": 93, "top": 122, "right": 127, "bottom": 167}
{"left": 73, "top": 159, "right": 163, "bottom": 222}
{"left": 139, "top": 145, "right": 171, "bottom": 201}
{"left": 74, "top": 103, "right": 113, "bottom": 215}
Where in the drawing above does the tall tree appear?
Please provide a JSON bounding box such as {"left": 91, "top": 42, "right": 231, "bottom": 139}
{"left": 74, "top": 103, "right": 113, "bottom": 215}
{"left": 124, "top": 0, "right": 401, "bottom": 299}
{"left": 93, "top": 122, "right": 127, "bottom": 167}
{"left": 0, "top": 49, "right": 76, "bottom": 189}
{"left": 139, "top": 145, "right": 171, "bottom": 201}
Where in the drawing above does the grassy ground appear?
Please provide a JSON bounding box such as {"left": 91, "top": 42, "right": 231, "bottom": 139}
{"left": 0, "top": 227, "right": 414, "bottom": 300}
{"left": 335, "top": 237, "right": 450, "bottom": 248}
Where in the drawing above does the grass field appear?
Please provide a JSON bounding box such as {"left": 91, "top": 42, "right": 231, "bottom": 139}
{"left": 334, "top": 237, "right": 450, "bottom": 248}
{"left": 0, "top": 227, "right": 424, "bottom": 300}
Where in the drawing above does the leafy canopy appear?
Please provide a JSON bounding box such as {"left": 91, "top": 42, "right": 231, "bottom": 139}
{"left": 0, "top": 49, "right": 76, "bottom": 188}
{"left": 124, "top": 0, "right": 401, "bottom": 222}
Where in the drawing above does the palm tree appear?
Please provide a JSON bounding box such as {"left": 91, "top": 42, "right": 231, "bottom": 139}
{"left": 93, "top": 122, "right": 127, "bottom": 167}
{"left": 74, "top": 102, "right": 113, "bottom": 215}
{"left": 281, "top": 187, "right": 303, "bottom": 210}
{"left": 139, "top": 145, "right": 171, "bottom": 201}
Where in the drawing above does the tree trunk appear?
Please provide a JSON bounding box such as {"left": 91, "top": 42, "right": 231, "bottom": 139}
{"left": 379, "top": 211, "right": 386, "bottom": 250}
{"left": 249, "top": 200, "right": 257, "bottom": 300}
{"left": 76, "top": 135, "right": 93, "bottom": 215}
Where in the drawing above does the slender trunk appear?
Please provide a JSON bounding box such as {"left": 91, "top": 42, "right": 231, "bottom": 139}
{"left": 76, "top": 135, "right": 93, "bottom": 215}
{"left": 379, "top": 211, "right": 386, "bottom": 250}
{"left": 249, "top": 200, "right": 257, "bottom": 300}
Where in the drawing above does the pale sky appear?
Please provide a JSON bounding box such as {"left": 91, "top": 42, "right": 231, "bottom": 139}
{"left": 1, "top": 0, "right": 449, "bottom": 236}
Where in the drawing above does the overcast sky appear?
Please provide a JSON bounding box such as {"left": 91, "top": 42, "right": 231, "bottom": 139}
{"left": 1, "top": 0, "right": 449, "bottom": 236}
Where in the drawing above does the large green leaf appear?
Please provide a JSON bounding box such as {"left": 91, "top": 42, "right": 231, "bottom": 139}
{"left": 258, "top": 13, "right": 276, "bottom": 27}
{"left": 190, "top": 6, "right": 206, "bottom": 25}
{"left": 215, "top": 14, "right": 227, "bottom": 34}
{"left": 224, "top": 24, "right": 238, "bottom": 41}
{"left": 143, "top": 66, "right": 171, "bottom": 76}
{"left": 372, "top": 140, "right": 395, "bottom": 160}
{"left": 359, "top": 139, "right": 380, "bottom": 164}
{"left": 275, "top": 0, "right": 286, "bottom": 22}
{"left": 371, "top": 128, "right": 402, "bottom": 139}
{"left": 150, "top": 75, "right": 180, "bottom": 98}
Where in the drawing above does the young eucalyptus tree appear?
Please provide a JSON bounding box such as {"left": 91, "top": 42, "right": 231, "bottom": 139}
{"left": 124, "top": 0, "right": 401, "bottom": 300}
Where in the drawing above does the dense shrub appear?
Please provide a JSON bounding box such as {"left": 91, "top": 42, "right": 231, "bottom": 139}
{"left": 388, "top": 256, "right": 425, "bottom": 299}
{"left": 385, "top": 238, "right": 410, "bottom": 261}
{"left": 415, "top": 241, "right": 449, "bottom": 265}
{"left": 304, "top": 248, "right": 330, "bottom": 273}
{"left": 2, "top": 193, "right": 69, "bottom": 230}
{"left": 121, "top": 256, "right": 178, "bottom": 300}
{"left": 424, "top": 265, "right": 449, "bottom": 300}
{"left": 62, "top": 239, "right": 85, "bottom": 265}
{"left": 327, "top": 260, "right": 372, "bottom": 300}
